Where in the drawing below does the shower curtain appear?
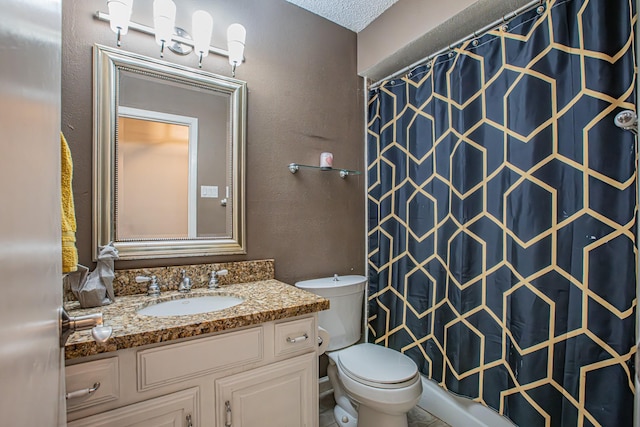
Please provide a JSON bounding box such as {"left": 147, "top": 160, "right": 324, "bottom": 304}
{"left": 366, "top": 0, "right": 637, "bottom": 425}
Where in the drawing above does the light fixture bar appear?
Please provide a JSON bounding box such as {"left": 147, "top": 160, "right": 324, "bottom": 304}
{"left": 95, "top": 11, "right": 229, "bottom": 57}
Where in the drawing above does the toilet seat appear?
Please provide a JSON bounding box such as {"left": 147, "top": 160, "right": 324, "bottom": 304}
{"left": 335, "top": 343, "right": 419, "bottom": 389}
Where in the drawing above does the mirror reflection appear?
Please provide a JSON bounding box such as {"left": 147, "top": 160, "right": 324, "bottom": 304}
{"left": 117, "top": 113, "right": 194, "bottom": 240}
{"left": 94, "top": 44, "right": 246, "bottom": 260}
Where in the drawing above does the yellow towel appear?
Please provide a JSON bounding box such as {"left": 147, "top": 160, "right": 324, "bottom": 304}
{"left": 61, "top": 132, "right": 78, "bottom": 273}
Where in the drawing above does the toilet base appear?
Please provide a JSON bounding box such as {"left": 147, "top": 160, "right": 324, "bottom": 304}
{"left": 333, "top": 402, "right": 410, "bottom": 427}
{"left": 334, "top": 404, "right": 358, "bottom": 427}
{"left": 357, "top": 405, "right": 409, "bottom": 427}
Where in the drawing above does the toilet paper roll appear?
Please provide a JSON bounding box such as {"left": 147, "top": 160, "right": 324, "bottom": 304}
{"left": 317, "top": 327, "right": 330, "bottom": 355}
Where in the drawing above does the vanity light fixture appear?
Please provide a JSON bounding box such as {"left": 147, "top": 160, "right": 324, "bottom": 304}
{"left": 107, "top": 0, "right": 133, "bottom": 47}
{"left": 97, "top": 1, "right": 247, "bottom": 76}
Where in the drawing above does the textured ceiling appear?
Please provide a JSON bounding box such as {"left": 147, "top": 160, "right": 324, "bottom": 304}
{"left": 285, "top": 0, "right": 399, "bottom": 33}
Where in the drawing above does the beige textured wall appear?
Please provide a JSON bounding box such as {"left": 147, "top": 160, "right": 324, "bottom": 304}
{"left": 62, "top": 0, "right": 365, "bottom": 285}
{"left": 357, "top": 0, "right": 475, "bottom": 75}
{"left": 358, "top": 0, "right": 534, "bottom": 81}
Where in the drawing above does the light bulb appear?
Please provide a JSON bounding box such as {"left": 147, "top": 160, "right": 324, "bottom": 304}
{"left": 192, "top": 10, "right": 213, "bottom": 67}
{"left": 107, "top": 0, "right": 133, "bottom": 46}
{"left": 153, "top": 0, "right": 176, "bottom": 55}
{"left": 227, "top": 23, "right": 246, "bottom": 66}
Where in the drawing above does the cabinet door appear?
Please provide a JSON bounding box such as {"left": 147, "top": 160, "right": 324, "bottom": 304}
{"left": 68, "top": 387, "right": 198, "bottom": 427}
{"left": 216, "top": 352, "right": 317, "bottom": 427}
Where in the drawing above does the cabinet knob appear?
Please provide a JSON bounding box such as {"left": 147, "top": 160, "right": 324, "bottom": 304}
{"left": 225, "top": 400, "right": 232, "bottom": 426}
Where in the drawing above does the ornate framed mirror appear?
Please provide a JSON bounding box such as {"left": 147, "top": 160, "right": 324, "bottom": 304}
{"left": 93, "top": 44, "right": 246, "bottom": 260}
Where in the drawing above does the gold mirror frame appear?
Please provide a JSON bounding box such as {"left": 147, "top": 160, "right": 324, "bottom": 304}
{"left": 93, "top": 44, "right": 246, "bottom": 260}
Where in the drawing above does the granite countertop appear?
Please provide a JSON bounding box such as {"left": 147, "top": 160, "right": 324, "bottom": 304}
{"left": 64, "top": 279, "right": 329, "bottom": 360}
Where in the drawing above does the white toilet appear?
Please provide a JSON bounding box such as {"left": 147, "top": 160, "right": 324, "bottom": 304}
{"left": 296, "top": 275, "right": 422, "bottom": 427}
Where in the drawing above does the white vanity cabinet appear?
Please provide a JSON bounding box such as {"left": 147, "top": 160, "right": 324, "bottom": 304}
{"left": 65, "top": 315, "right": 318, "bottom": 427}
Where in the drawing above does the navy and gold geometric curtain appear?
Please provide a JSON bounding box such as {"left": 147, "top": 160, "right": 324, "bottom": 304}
{"left": 367, "top": 0, "right": 637, "bottom": 425}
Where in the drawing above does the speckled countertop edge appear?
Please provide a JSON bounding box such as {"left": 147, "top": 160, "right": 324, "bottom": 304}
{"left": 64, "top": 279, "right": 329, "bottom": 360}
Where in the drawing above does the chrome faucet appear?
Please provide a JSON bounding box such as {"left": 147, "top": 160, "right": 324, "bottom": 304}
{"left": 208, "top": 269, "right": 229, "bottom": 289}
{"left": 179, "top": 270, "right": 193, "bottom": 293}
{"left": 136, "top": 275, "right": 161, "bottom": 297}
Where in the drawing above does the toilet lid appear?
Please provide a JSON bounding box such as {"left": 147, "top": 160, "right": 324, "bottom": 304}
{"left": 337, "top": 343, "right": 418, "bottom": 386}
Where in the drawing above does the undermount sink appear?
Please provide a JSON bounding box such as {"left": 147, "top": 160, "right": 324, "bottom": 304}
{"left": 137, "top": 295, "right": 244, "bottom": 317}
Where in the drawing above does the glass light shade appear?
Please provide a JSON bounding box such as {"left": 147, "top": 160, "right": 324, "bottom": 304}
{"left": 192, "top": 10, "right": 213, "bottom": 58}
{"left": 107, "top": 0, "right": 133, "bottom": 35}
{"left": 153, "top": 0, "right": 176, "bottom": 45}
{"left": 227, "top": 23, "right": 246, "bottom": 66}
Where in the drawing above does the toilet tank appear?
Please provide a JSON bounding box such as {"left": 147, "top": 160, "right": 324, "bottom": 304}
{"left": 295, "top": 275, "right": 367, "bottom": 351}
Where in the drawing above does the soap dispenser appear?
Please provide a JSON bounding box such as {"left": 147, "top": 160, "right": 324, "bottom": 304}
{"left": 178, "top": 270, "right": 192, "bottom": 293}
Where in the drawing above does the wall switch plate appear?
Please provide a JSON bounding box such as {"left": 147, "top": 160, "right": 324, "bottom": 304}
{"left": 201, "top": 185, "right": 218, "bottom": 198}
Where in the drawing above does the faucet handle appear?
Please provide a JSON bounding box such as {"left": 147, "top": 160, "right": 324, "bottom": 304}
{"left": 136, "top": 275, "right": 160, "bottom": 296}
{"left": 208, "top": 269, "right": 229, "bottom": 289}
{"left": 179, "top": 270, "right": 193, "bottom": 293}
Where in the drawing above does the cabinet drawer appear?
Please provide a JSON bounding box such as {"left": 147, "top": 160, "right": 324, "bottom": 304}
{"left": 274, "top": 317, "right": 315, "bottom": 357}
{"left": 68, "top": 387, "right": 198, "bottom": 427}
{"left": 66, "top": 357, "right": 119, "bottom": 412}
{"left": 138, "top": 326, "right": 263, "bottom": 391}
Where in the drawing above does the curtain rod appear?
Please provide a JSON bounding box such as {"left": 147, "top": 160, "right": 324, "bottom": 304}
{"left": 368, "top": 0, "right": 543, "bottom": 91}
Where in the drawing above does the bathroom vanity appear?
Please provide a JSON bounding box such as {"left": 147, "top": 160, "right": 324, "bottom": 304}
{"left": 64, "top": 279, "right": 328, "bottom": 427}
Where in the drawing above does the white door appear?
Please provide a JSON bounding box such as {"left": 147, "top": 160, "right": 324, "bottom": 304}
{"left": 0, "top": 0, "right": 64, "bottom": 426}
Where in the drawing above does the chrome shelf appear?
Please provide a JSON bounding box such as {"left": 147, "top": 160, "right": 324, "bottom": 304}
{"left": 288, "top": 163, "right": 361, "bottom": 178}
